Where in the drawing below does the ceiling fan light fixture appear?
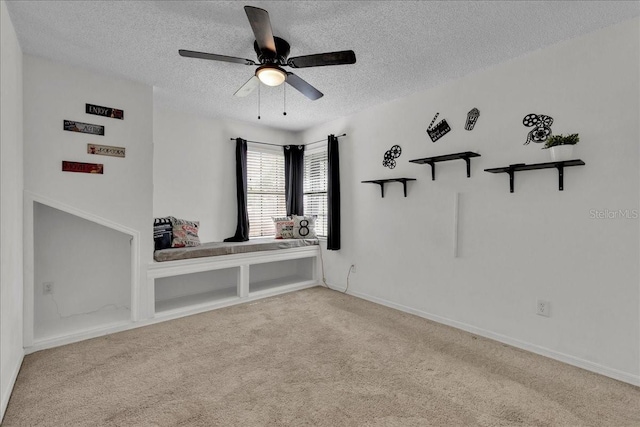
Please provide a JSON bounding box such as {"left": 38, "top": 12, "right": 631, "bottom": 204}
{"left": 256, "top": 65, "right": 286, "bottom": 86}
{"left": 180, "top": 6, "right": 355, "bottom": 101}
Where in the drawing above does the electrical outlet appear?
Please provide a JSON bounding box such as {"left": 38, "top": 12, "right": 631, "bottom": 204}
{"left": 536, "top": 299, "right": 550, "bottom": 317}
{"left": 351, "top": 264, "right": 356, "bottom": 273}
{"left": 43, "top": 282, "right": 54, "bottom": 295}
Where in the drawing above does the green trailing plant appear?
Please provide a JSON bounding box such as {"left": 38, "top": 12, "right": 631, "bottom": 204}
{"left": 543, "top": 133, "right": 579, "bottom": 149}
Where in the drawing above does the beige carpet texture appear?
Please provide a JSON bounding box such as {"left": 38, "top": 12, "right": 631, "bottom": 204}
{"left": 4, "top": 287, "right": 640, "bottom": 426}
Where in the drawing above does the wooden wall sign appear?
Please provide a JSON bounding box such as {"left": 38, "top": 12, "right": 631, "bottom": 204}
{"left": 86, "top": 103, "right": 124, "bottom": 120}
{"left": 62, "top": 161, "right": 104, "bottom": 174}
{"left": 87, "top": 144, "right": 125, "bottom": 158}
{"left": 63, "top": 120, "right": 104, "bottom": 136}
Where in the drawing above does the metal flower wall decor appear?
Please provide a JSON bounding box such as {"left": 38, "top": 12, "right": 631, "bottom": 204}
{"left": 523, "top": 113, "right": 554, "bottom": 145}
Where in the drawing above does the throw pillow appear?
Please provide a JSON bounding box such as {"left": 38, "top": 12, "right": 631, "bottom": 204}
{"left": 292, "top": 215, "right": 317, "bottom": 239}
{"left": 170, "top": 218, "right": 201, "bottom": 247}
{"left": 273, "top": 216, "right": 294, "bottom": 239}
{"left": 280, "top": 224, "right": 295, "bottom": 239}
{"left": 153, "top": 217, "right": 174, "bottom": 251}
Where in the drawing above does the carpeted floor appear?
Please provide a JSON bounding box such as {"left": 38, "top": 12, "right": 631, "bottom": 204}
{"left": 4, "top": 287, "right": 640, "bottom": 426}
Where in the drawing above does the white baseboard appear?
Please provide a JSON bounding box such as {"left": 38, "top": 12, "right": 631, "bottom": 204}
{"left": 26, "top": 320, "right": 135, "bottom": 354}
{"left": 328, "top": 284, "right": 640, "bottom": 387}
{"left": 1, "top": 350, "right": 24, "bottom": 422}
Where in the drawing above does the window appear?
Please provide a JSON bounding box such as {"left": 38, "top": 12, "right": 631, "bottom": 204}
{"left": 246, "top": 145, "right": 328, "bottom": 239}
{"left": 304, "top": 149, "right": 328, "bottom": 237}
{"left": 247, "top": 149, "right": 286, "bottom": 238}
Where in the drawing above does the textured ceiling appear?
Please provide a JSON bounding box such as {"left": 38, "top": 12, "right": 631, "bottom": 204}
{"left": 6, "top": 1, "right": 639, "bottom": 132}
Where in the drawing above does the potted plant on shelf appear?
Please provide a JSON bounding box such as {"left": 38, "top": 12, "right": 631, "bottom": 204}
{"left": 543, "top": 133, "right": 579, "bottom": 162}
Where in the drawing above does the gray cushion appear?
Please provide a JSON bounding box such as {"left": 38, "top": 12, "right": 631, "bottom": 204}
{"left": 154, "top": 238, "right": 319, "bottom": 262}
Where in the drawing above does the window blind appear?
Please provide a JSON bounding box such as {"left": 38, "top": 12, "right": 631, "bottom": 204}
{"left": 304, "top": 150, "right": 328, "bottom": 237}
{"left": 247, "top": 150, "right": 286, "bottom": 238}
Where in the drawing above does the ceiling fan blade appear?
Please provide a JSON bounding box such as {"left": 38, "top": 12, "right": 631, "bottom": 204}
{"left": 234, "top": 76, "right": 259, "bottom": 97}
{"left": 179, "top": 50, "right": 255, "bottom": 65}
{"left": 287, "top": 50, "right": 356, "bottom": 68}
{"left": 286, "top": 73, "right": 323, "bottom": 101}
{"left": 244, "top": 6, "right": 276, "bottom": 55}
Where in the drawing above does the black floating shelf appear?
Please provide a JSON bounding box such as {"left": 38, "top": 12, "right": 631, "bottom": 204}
{"left": 484, "top": 159, "right": 585, "bottom": 193}
{"left": 361, "top": 178, "right": 416, "bottom": 198}
{"left": 409, "top": 151, "right": 481, "bottom": 180}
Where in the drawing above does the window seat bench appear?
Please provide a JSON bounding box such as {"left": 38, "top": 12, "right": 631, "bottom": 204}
{"left": 147, "top": 239, "right": 320, "bottom": 320}
{"left": 153, "top": 238, "right": 320, "bottom": 262}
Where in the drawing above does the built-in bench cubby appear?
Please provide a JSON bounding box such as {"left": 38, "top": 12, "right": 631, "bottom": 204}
{"left": 249, "top": 257, "right": 315, "bottom": 295}
{"left": 154, "top": 267, "right": 239, "bottom": 315}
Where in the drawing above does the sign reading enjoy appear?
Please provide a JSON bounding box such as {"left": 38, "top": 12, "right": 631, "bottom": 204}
{"left": 86, "top": 103, "right": 124, "bottom": 120}
{"left": 63, "top": 120, "right": 105, "bottom": 136}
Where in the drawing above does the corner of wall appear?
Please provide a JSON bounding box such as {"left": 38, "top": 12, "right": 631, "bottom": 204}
{"left": 1, "top": 0, "right": 25, "bottom": 421}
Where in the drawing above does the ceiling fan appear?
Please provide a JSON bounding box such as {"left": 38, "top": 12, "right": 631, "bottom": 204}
{"left": 179, "top": 5, "right": 356, "bottom": 101}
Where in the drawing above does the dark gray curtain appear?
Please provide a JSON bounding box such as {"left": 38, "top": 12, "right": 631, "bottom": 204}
{"left": 327, "top": 134, "right": 341, "bottom": 250}
{"left": 284, "top": 144, "right": 305, "bottom": 216}
{"left": 224, "top": 138, "right": 250, "bottom": 242}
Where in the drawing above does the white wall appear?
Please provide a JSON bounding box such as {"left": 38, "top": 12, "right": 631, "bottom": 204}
{"left": 153, "top": 107, "right": 297, "bottom": 243}
{"left": 23, "top": 55, "right": 154, "bottom": 327}
{"left": 0, "top": 0, "right": 24, "bottom": 419}
{"left": 301, "top": 18, "right": 640, "bottom": 384}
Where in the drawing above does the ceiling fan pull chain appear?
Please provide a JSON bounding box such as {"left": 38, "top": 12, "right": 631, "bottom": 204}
{"left": 283, "top": 83, "right": 287, "bottom": 116}
{"left": 257, "top": 83, "right": 261, "bottom": 120}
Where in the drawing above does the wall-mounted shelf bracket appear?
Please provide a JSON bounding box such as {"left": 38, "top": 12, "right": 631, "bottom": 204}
{"left": 361, "top": 178, "right": 416, "bottom": 198}
{"left": 409, "top": 151, "right": 481, "bottom": 180}
{"left": 484, "top": 159, "right": 585, "bottom": 193}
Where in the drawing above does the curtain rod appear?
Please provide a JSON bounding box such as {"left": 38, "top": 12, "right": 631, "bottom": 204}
{"left": 229, "top": 133, "right": 346, "bottom": 147}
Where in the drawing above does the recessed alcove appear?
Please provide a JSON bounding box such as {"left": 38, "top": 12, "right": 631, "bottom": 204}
{"left": 33, "top": 202, "right": 132, "bottom": 341}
